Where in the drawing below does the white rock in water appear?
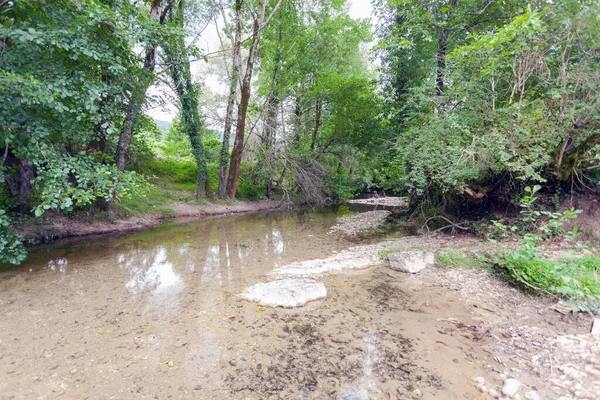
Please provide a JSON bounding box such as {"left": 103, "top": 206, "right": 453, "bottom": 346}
{"left": 525, "top": 391, "right": 541, "bottom": 400}
{"left": 502, "top": 378, "right": 521, "bottom": 398}
{"left": 274, "top": 250, "right": 379, "bottom": 277}
{"left": 241, "top": 279, "right": 327, "bottom": 308}
{"left": 387, "top": 251, "right": 435, "bottom": 273}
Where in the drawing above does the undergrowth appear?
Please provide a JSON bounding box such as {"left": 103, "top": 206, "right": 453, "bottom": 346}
{"left": 490, "top": 186, "right": 599, "bottom": 308}
{"left": 436, "top": 250, "right": 488, "bottom": 269}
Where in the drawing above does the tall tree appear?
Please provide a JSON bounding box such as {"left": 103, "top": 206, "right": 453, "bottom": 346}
{"left": 224, "top": 0, "right": 284, "bottom": 199}
{"left": 216, "top": 0, "right": 244, "bottom": 198}
{"left": 115, "top": 0, "right": 168, "bottom": 172}
{"left": 163, "top": 0, "right": 212, "bottom": 197}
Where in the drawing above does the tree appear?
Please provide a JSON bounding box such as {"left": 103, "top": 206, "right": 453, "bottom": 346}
{"left": 223, "top": 0, "right": 284, "bottom": 199}
{"left": 0, "top": 0, "right": 157, "bottom": 263}
{"left": 163, "top": 0, "right": 212, "bottom": 197}
{"left": 375, "top": 0, "right": 600, "bottom": 209}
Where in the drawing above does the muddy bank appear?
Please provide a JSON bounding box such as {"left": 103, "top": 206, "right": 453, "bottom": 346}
{"left": 16, "top": 200, "right": 285, "bottom": 245}
{"left": 378, "top": 236, "right": 598, "bottom": 400}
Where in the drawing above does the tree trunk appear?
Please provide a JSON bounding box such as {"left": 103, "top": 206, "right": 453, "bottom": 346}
{"left": 436, "top": 27, "right": 449, "bottom": 96}
{"left": 217, "top": 0, "right": 243, "bottom": 198}
{"left": 115, "top": 0, "right": 163, "bottom": 172}
{"left": 225, "top": 0, "right": 266, "bottom": 199}
{"left": 292, "top": 96, "right": 304, "bottom": 145}
{"left": 164, "top": 0, "right": 211, "bottom": 198}
{"left": 435, "top": 0, "right": 457, "bottom": 97}
{"left": 310, "top": 98, "right": 322, "bottom": 151}
{"left": 18, "top": 158, "right": 34, "bottom": 214}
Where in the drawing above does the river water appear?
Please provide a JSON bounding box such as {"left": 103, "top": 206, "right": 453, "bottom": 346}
{"left": 0, "top": 207, "right": 491, "bottom": 399}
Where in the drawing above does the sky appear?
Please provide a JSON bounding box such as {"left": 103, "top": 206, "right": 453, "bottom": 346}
{"left": 148, "top": 1, "right": 374, "bottom": 123}
{"left": 349, "top": 0, "right": 373, "bottom": 20}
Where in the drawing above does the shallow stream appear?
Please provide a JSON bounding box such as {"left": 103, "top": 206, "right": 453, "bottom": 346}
{"left": 0, "top": 207, "right": 494, "bottom": 399}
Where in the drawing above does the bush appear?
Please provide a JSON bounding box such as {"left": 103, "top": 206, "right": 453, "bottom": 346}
{"left": 490, "top": 186, "right": 598, "bottom": 304}
{"left": 236, "top": 162, "right": 264, "bottom": 200}
{"left": 141, "top": 158, "right": 197, "bottom": 184}
{"left": 498, "top": 250, "right": 600, "bottom": 302}
{"left": 0, "top": 209, "right": 26, "bottom": 265}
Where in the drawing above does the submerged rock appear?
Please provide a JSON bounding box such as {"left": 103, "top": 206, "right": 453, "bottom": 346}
{"left": 241, "top": 279, "right": 327, "bottom": 308}
{"left": 387, "top": 251, "right": 434, "bottom": 274}
{"left": 274, "top": 251, "right": 379, "bottom": 277}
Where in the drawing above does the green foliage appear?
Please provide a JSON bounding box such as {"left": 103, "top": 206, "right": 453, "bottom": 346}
{"left": 158, "top": 120, "right": 193, "bottom": 159}
{"left": 375, "top": 0, "right": 600, "bottom": 204}
{"left": 31, "top": 154, "right": 147, "bottom": 217}
{"left": 142, "top": 158, "right": 197, "bottom": 184}
{"left": 129, "top": 117, "right": 161, "bottom": 168}
{"left": 489, "top": 186, "right": 597, "bottom": 302}
{"left": 497, "top": 251, "right": 600, "bottom": 302}
{"left": 236, "top": 162, "right": 265, "bottom": 200}
{"left": 250, "top": 0, "right": 383, "bottom": 202}
{"left": 0, "top": 209, "right": 26, "bottom": 265}
{"left": 0, "top": 0, "right": 164, "bottom": 263}
{"left": 488, "top": 186, "right": 582, "bottom": 243}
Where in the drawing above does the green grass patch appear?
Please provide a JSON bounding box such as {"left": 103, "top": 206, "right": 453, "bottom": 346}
{"left": 435, "top": 250, "right": 488, "bottom": 269}
{"left": 116, "top": 183, "right": 172, "bottom": 216}
{"left": 378, "top": 248, "right": 402, "bottom": 259}
{"left": 436, "top": 250, "right": 468, "bottom": 267}
{"left": 496, "top": 250, "right": 600, "bottom": 302}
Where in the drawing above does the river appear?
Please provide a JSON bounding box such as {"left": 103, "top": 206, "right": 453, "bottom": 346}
{"left": 0, "top": 207, "right": 493, "bottom": 399}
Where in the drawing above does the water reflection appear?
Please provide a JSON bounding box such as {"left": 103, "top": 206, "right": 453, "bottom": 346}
{"left": 47, "top": 258, "right": 68, "bottom": 273}
{"left": 12, "top": 208, "right": 354, "bottom": 316}
{"left": 120, "top": 247, "right": 184, "bottom": 309}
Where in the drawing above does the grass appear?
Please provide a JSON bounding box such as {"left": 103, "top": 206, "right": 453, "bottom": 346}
{"left": 496, "top": 250, "right": 600, "bottom": 303}
{"left": 436, "top": 250, "right": 488, "bottom": 269}
{"left": 116, "top": 184, "right": 173, "bottom": 216}
{"left": 378, "top": 248, "right": 402, "bottom": 259}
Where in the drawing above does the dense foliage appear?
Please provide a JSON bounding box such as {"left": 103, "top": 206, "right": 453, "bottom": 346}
{"left": 375, "top": 0, "right": 600, "bottom": 210}
{"left": 0, "top": 0, "right": 157, "bottom": 263}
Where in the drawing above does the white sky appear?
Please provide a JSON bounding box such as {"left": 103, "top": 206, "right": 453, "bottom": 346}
{"left": 349, "top": 0, "right": 373, "bottom": 20}
{"left": 148, "top": 1, "right": 374, "bottom": 122}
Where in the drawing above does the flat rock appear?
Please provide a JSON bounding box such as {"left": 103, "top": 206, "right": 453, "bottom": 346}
{"left": 274, "top": 250, "right": 379, "bottom": 277}
{"left": 241, "top": 279, "right": 327, "bottom": 308}
{"left": 387, "top": 251, "right": 435, "bottom": 273}
{"left": 592, "top": 318, "right": 600, "bottom": 335}
{"left": 502, "top": 378, "right": 521, "bottom": 397}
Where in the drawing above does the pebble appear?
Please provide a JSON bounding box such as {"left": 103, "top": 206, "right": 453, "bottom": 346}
{"left": 524, "top": 391, "right": 541, "bottom": 400}
{"left": 502, "top": 379, "right": 521, "bottom": 397}
{"left": 472, "top": 376, "right": 485, "bottom": 386}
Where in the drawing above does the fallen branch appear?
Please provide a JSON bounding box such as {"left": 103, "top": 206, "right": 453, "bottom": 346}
{"left": 422, "top": 215, "right": 471, "bottom": 234}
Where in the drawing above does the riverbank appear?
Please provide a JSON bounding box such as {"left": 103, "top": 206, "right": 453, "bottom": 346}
{"left": 16, "top": 199, "right": 285, "bottom": 245}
